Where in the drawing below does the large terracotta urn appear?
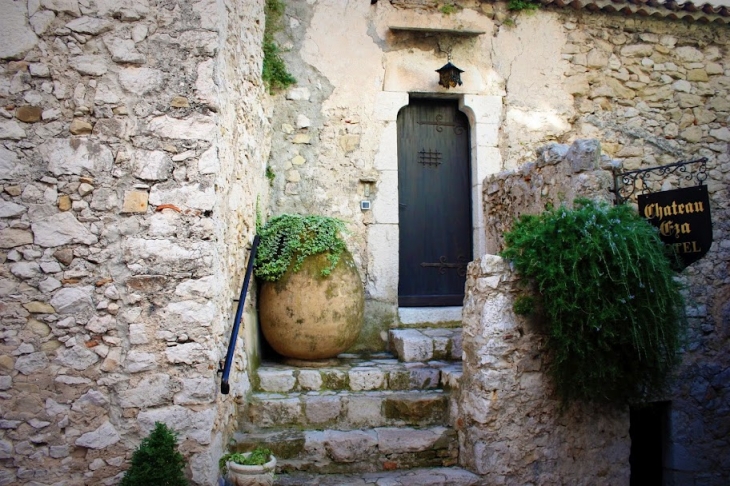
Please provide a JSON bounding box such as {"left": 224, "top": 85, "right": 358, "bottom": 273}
{"left": 259, "top": 250, "right": 364, "bottom": 360}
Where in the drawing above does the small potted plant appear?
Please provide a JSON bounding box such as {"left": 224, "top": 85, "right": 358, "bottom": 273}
{"left": 219, "top": 447, "right": 276, "bottom": 486}
{"left": 255, "top": 214, "right": 364, "bottom": 361}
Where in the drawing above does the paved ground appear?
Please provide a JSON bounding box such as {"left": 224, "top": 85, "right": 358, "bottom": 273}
{"left": 273, "top": 467, "right": 481, "bottom": 485}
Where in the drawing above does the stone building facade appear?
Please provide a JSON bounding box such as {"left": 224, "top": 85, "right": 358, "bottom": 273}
{"left": 0, "top": 0, "right": 729, "bottom": 484}
{"left": 0, "top": 0, "right": 269, "bottom": 483}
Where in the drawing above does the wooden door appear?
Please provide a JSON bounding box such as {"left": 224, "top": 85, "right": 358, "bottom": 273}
{"left": 397, "top": 99, "right": 472, "bottom": 307}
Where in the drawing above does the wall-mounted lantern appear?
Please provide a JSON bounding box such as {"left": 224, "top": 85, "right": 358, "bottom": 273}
{"left": 436, "top": 61, "right": 464, "bottom": 89}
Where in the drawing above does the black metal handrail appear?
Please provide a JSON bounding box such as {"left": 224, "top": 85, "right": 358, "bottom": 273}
{"left": 218, "top": 235, "right": 260, "bottom": 395}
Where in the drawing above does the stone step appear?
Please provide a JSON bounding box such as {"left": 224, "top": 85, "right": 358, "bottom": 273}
{"left": 231, "top": 426, "right": 460, "bottom": 475}
{"left": 242, "top": 389, "right": 455, "bottom": 432}
{"left": 272, "top": 467, "right": 481, "bottom": 485}
{"left": 255, "top": 354, "right": 462, "bottom": 393}
{"left": 389, "top": 328, "right": 463, "bottom": 363}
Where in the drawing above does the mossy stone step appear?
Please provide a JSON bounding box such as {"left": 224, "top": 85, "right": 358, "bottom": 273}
{"left": 255, "top": 354, "right": 462, "bottom": 393}
{"left": 231, "top": 427, "right": 459, "bottom": 475}
{"left": 243, "top": 390, "right": 452, "bottom": 431}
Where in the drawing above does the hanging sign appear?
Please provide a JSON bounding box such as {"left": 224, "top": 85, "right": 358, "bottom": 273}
{"left": 638, "top": 185, "right": 712, "bottom": 268}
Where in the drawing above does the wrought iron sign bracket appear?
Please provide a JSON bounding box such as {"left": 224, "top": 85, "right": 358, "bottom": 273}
{"left": 612, "top": 157, "right": 708, "bottom": 205}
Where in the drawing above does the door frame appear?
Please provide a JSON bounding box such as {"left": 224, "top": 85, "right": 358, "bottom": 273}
{"left": 366, "top": 91, "right": 503, "bottom": 309}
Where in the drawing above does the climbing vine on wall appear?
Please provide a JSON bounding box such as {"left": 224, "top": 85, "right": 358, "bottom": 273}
{"left": 263, "top": 0, "right": 296, "bottom": 92}
{"left": 501, "top": 199, "right": 684, "bottom": 405}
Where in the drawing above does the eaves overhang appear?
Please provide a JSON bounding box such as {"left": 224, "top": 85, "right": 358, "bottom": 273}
{"left": 518, "top": 0, "right": 730, "bottom": 24}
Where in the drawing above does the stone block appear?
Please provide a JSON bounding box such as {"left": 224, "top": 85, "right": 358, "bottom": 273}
{"left": 366, "top": 224, "right": 398, "bottom": 301}
{"left": 258, "top": 369, "right": 296, "bottom": 392}
{"left": 297, "top": 370, "right": 323, "bottom": 391}
{"left": 38, "top": 138, "right": 113, "bottom": 176}
{"left": 391, "top": 329, "right": 432, "bottom": 362}
{"left": 323, "top": 430, "right": 377, "bottom": 462}
{"left": 372, "top": 170, "right": 398, "bottom": 225}
{"left": 383, "top": 392, "right": 448, "bottom": 425}
{"left": 374, "top": 122, "right": 398, "bottom": 171}
{"left": 462, "top": 95, "right": 502, "bottom": 125}
{"left": 121, "top": 191, "right": 148, "bottom": 214}
{"left": 376, "top": 426, "right": 447, "bottom": 453}
{"left": 474, "top": 122, "right": 499, "bottom": 148}
{"left": 75, "top": 421, "right": 121, "bottom": 449}
{"left": 304, "top": 395, "right": 342, "bottom": 424}
{"left": 348, "top": 368, "right": 386, "bottom": 391}
{"left": 249, "top": 397, "right": 302, "bottom": 428}
{"left": 345, "top": 394, "right": 383, "bottom": 428}
{"left": 0, "top": 0, "right": 39, "bottom": 60}
{"left": 147, "top": 114, "right": 217, "bottom": 141}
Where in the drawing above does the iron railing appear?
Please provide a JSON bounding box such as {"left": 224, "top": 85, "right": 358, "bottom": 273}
{"left": 613, "top": 157, "right": 708, "bottom": 205}
{"left": 218, "top": 235, "right": 260, "bottom": 395}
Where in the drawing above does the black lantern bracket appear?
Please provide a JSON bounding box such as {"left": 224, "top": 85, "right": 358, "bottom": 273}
{"left": 612, "top": 157, "right": 708, "bottom": 205}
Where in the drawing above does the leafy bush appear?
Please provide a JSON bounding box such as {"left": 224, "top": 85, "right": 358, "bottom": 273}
{"left": 120, "top": 422, "right": 187, "bottom": 486}
{"left": 255, "top": 214, "right": 347, "bottom": 282}
{"left": 500, "top": 199, "right": 684, "bottom": 405}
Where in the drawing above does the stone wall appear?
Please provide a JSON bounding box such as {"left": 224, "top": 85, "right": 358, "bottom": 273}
{"left": 0, "top": 0, "right": 269, "bottom": 484}
{"left": 459, "top": 254, "right": 630, "bottom": 484}
{"left": 547, "top": 13, "right": 730, "bottom": 484}
{"left": 482, "top": 139, "right": 617, "bottom": 255}
{"left": 264, "top": 2, "right": 730, "bottom": 481}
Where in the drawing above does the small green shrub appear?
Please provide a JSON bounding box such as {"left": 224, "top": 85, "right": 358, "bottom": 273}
{"left": 263, "top": 0, "right": 296, "bottom": 92}
{"left": 265, "top": 166, "right": 275, "bottom": 185}
{"left": 255, "top": 214, "right": 347, "bottom": 282}
{"left": 219, "top": 447, "right": 273, "bottom": 476}
{"left": 500, "top": 199, "right": 684, "bottom": 405}
{"left": 120, "top": 422, "right": 187, "bottom": 486}
{"left": 440, "top": 4, "right": 457, "bottom": 15}
{"left": 508, "top": 0, "right": 539, "bottom": 11}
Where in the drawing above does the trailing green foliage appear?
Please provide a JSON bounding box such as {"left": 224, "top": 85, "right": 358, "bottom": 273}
{"left": 255, "top": 214, "right": 347, "bottom": 282}
{"left": 508, "top": 0, "right": 540, "bottom": 11}
{"left": 513, "top": 294, "right": 536, "bottom": 316}
{"left": 500, "top": 199, "right": 684, "bottom": 405}
{"left": 120, "top": 422, "right": 187, "bottom": 486}
{"left": 219, "top": 447, "right": 273, "bottom": 476}
{"left": 263, "top": 0, "right": 296, "bottom": 92}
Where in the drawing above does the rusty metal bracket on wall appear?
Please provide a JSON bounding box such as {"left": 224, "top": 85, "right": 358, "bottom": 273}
{"left": 613, "top": 157, "right": 708, "bottom": 205}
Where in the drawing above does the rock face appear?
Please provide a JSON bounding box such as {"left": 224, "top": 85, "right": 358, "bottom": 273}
{"left": 259, "top": 251, "right": 364, "bottom": 360}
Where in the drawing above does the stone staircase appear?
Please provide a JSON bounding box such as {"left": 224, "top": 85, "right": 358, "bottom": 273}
{"left": 231, "top": 323, "right": 479, "bottom": 485}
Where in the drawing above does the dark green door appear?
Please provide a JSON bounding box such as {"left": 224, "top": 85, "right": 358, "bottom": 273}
{"left": 398, "top": 99, "right": 472, "bottom": 307}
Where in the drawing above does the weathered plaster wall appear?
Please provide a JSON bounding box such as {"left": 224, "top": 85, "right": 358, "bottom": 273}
{"left": 459, "top": 254, "right": 630, "bottom": 484}
{"left": 0, "top": 0, "right": 269, "bottom": 483}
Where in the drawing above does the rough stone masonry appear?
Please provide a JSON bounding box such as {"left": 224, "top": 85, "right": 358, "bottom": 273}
{"left": 0, "top": 0, "right": 269, "bottom": 483}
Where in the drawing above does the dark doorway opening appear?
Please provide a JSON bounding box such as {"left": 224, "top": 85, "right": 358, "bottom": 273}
{"left": 630, "top": 401, "right": 668, "bottom": 486}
